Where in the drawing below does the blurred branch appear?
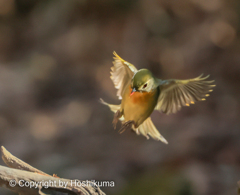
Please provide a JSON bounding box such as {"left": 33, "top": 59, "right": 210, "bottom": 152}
{"left": 1, "top": 146, "right": 51, "bottom": 177}
{"left": 0, "top": 146, "right": 106, "bottom": 195}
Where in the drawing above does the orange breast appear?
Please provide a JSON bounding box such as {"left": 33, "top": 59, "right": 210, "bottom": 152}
{"left": 121, "top": 84, "right": 159, "bottom": 125}
{"left": 128, "top": 85, "right": 155, "bottom": 105}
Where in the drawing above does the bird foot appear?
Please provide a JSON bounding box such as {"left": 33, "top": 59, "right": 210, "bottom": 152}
{"left": 119, "top": 120, "right": 135, "bottom": 134}
{"left": 112, "top": 110, "right": 121, "bottom": 129}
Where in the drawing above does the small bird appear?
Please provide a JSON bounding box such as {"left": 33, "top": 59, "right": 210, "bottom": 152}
{"left": 101, "top": 52, "right": 215, "bottom": 144}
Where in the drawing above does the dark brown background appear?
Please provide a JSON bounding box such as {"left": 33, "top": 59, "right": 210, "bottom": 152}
{"left": 0, "top": 0, "right": 239, "bottom": 194}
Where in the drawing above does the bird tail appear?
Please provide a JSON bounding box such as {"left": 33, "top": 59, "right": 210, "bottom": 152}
{"left": 137, "top": 117, "right": 168, "bottom": 144}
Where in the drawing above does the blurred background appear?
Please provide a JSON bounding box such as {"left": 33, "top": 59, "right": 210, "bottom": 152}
{"left": 0, "top": 0, "right": 239, "bottom": 194}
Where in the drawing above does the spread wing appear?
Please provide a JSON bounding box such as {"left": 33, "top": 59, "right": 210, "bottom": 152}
{"left": 155, "top": 74, "right": 215, "bottom": 114}
{"left": 110, "top": 51, "right": 138, "bottom": 99}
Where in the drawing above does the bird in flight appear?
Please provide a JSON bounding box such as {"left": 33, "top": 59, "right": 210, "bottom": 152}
{"left": 101, "top": 52, "right": 215, "bottom": 144}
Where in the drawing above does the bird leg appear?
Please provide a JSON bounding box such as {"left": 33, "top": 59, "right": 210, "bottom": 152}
{"left": 119, "top": 120, "right": 135, "bottom": 134}
{"left": 112, "top": 110, "right": 122, "bottom": 129}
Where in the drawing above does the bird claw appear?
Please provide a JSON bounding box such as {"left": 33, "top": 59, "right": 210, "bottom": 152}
{"left": 119, "top": 120, "right": 135, "bottom": 134}
{"left": 112, "top": 110, "right": 121, "bottom": 129}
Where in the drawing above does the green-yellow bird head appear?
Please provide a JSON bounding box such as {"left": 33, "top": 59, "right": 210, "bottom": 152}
{"left": 131, "top": 69, "right": 158, "bottom": 95}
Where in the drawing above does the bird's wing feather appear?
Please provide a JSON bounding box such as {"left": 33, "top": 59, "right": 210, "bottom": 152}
{"left": 110, "top": 51, "right": 138, "bottom": 99}
{"left": 99, "top": 98, "right": 121, "bottom": 113}
{"left": 137, "top": 117, "right": 168, "bottom": 144}
{"left": 155, "top": 74, "right": 215, "bottom": 114}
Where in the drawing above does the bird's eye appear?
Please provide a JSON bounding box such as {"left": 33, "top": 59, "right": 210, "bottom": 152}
{"left": 143, "top": 83, "right": 147, "bottom": 89}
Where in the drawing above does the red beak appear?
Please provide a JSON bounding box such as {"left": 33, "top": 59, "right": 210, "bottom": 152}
{"left": 130, "top": 88, "right": 137, "bottom": 96}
